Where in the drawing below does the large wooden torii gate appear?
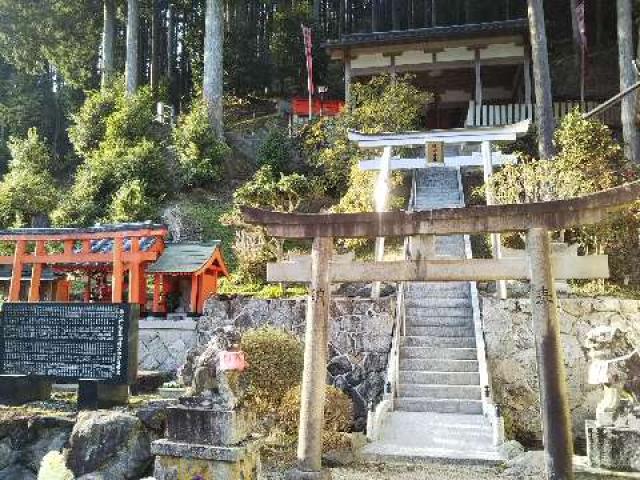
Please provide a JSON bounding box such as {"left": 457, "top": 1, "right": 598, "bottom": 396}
{"left": 243, "top": 180, "right": 640, "bottom": 480}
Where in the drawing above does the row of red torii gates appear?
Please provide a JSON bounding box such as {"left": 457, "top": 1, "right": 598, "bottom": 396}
{"left": 243, "top": 180, "right": 640, "bottom": 480}
{"left": 0, "top": 224, "right": 228, "bottom": 315}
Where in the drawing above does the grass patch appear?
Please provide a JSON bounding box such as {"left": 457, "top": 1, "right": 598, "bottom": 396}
{"left": 569, "top": 280, "right": 640, "bottom": 299}
{"left": 218, "top": 278, "right": 307, "bottom": 299}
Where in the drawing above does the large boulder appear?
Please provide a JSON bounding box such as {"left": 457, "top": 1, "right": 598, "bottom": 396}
{"left": 66, "top": 411, "right": 153, "bottom": 479}
{"left": 0, "top": 415, "right": 74, "bottom": 476}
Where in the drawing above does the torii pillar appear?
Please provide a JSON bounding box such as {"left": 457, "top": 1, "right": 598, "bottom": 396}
{"left": 288, "top": 236, "right": 333, "bottom": 480}
{"left": 527, "top": 228, "right": 574, "bottom": 480}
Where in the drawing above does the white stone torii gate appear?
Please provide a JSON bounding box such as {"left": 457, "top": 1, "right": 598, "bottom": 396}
{"left": 242, "top": 180, "right": 640, "bottom": 480}
{"left": 349, "top": 120, "right": 531, "bottom": 299}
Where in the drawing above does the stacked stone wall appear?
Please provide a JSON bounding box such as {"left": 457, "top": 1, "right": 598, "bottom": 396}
{"left": 200, "top": 296, "right": 395, "bottom": 431}
{"left": 481, "top": 295, "right": 640, "bottom": 445}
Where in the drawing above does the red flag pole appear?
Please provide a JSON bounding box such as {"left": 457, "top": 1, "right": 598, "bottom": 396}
{"left": 302, "top": 24, "right": 315, "bottom": 122}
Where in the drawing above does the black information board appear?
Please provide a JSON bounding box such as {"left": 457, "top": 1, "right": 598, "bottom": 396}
{"left": 0, "top": 303, "right": 138, "bottom": 384}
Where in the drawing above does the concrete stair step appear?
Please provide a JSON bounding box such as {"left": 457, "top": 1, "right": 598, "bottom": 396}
{"left": 405, "top": 306, "right": 473, "bottom": 317}
{"left": 406, "top": 282, "right": 469, "bottom": 293}
{"left": 398, "top": 371, "right": 480, "bottom": 385}
{"left": 405, "top": 316, "right": 473, "bottom": 327}
{"left": 401, "top": 336, "right": 476, "bottom": 348}
{"left": 400, "top": 347, "right": 477, "bottom": 360}
{"left": 361, "top": 424, "right": 502, "bottom": 465}
{"left": 405, "top": 325, "right": 475, "bottom": 337}
{"left": 400, "top": 358, "right": 479, "bottom": 372}
{"left": 395, "top": 398, "right": 483, "bottom": 414}
{"left": 405, "top": 297, "right": 470, "bottom": 308}
{"left": 398, "top": 384, "right": 482, "bottom": 400}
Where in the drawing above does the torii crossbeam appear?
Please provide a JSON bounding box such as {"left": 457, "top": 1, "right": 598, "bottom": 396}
{"left": 242, "top": 180, "right": 640, "bottom": 480}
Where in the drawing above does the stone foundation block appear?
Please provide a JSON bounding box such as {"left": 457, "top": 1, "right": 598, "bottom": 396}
{"left": 151, "top": 439, "right": 261, "bottom": 480}
{"left": 77, "top": 382, "right": 129, "bottom": 410}
{"left": 0, "top": 376, "right": 52, "bottom": 405}
{"left": 286, "top": 468, "right": 332, "bottom": 480}
{"left": 586, "top": 420, "right": 640, "bottom": 472}
{"left": 166, "top": 406, "right": 254, "bottom": 446}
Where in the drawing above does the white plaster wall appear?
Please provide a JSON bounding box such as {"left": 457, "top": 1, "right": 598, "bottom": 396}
{"left": 352, "top": 53, "right": 390, "bottom": 69}
{"left": 481, "top": 43, "right": 525, "bottom": 60}
{"left": 396, "top": 50, "right": 432, "bottom": 66}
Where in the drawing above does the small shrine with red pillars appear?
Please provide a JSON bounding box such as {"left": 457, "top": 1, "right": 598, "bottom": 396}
{"left": 0, "top": 223, "right": 228, "bottom": 316}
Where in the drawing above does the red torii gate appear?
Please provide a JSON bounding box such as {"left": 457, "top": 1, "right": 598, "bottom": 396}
{"left": 0, "top": 224, "right": 227, "bottom": 315}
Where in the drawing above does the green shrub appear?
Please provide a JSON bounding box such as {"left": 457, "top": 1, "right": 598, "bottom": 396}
{"left": 488, "top": 112, "right": 640, "bottom": 287}
{"left": 7, "top": 127, "right": 55, "bottom": 173}
{"left": 279, "top": 384, "right": 353, "bottom": 440}
{"left": 173, "top": 99, "right": 229, "bottom": 188}
{"left": 54, "top": 85, "right": 171, "bottom": 226}
{"left": 68, "top": 81, "right": 122, "bottom": 158}
{"left": 302, "top": 75, "right": 431, "bottom": 199}
{"left": 0, "top": 129, "right": 59, "bottom": 227}
{"left": 257, "top": 127, "right": 295, "bottom": 173}
{"left": 108, "top": 179, "right": 155, "bottom": 223}
{"left": 241, "top": 327, "right": 304, "bottom": 409}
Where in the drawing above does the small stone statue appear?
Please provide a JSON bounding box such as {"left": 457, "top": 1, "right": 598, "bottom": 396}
{"left": 179, "top": 326, "right": 247, "bottom": 410}
{"left": 585, "top": 326, "right": 640, "bottom": 428}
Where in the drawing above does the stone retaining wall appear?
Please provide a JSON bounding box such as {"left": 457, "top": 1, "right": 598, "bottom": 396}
{"left": 200, "top": 296, "right": 395, "bottom": 431}
{"left": 138, "top": 319, "right": 198, "bottom": 372}
{"left": 481, "top": 295, "right": 640, "bottom": 445}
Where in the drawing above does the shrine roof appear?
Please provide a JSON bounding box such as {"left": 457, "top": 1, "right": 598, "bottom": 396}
{"left": 0, "top": 222, "right": 168, "bottom": 241}
{"left": 324, "top": 19, "right": 528, "bottom": 50}
{"left": 147, "top": 242, "right": 225, "bottom": 275}
{"left": 0, "top": 266, "right": 57, "bottom": 281}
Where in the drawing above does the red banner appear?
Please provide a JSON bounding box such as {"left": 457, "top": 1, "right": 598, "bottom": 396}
{"left": 302, "top": 24, "right": 315, "bottom": 96}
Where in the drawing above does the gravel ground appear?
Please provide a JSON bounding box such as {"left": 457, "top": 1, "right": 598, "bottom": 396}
{"left": 261, "top": 462, "right": 537, "bottom": 480}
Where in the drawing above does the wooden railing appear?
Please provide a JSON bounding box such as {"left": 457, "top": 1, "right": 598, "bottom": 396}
{"left": 466, "top": 100, "right": 621, "bottom": 128}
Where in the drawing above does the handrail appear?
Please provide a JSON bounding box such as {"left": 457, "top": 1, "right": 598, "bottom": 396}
{"left": 457, "top": 166, "right": 504, "bottom": 446}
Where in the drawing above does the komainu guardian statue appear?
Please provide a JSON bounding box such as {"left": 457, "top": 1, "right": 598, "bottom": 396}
{"left": 585, "top": 326, "right": 640, "bottom": 428}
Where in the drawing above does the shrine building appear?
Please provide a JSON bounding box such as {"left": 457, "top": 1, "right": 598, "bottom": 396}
{"left": 0, "top": 223, "right": 227, "bottom": 316}
{"left": 323, "top": 1, "right": 619, "bottom": 129}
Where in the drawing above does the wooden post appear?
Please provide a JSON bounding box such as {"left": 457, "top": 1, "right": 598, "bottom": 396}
{"left": 482, "top": 141, "right": 507, "bottom": 299}
{"left": 152, "top": 273, "right": 164, "bottom": 314}
{"left": 112, "top": 238, "right": 124, "bottom": 303}
{"left": 344, "top": 54, "right": 352, "bottom": 104}
{"left": 28, "top": 241, "right": 46, "bottom": 302}
{"left": 291, "top": 236, "right": 332, "bottom": 479}
{"left": 83, "top": 275, "right": 92, "bottom": 303}
{"left": 527, "top": 228, "right": 574, "bottom": 480}
{"left": 190, "top": 274, "right": 199, "bottom": 314}
{"left": 474, "top": 49, "right": 483, "bottom": 106}
{"left": 128, "top": 237, "right": 143, "bottom": 305}
{"left": 524, "top": 47, "right": 533, "bottom": 107}
{"left": 9, "top": 240, "right": 26, "bottom": 301}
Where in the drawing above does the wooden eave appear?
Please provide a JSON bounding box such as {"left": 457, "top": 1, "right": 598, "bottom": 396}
{"left": 325, "top": 19, "right": 528, "bottom": 58}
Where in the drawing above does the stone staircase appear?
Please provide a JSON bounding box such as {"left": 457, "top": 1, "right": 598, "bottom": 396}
{"left": 362, "top": 167, "right": 502, "bottom": 464}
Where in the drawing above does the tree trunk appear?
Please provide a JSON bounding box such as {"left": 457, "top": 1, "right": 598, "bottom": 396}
{"left": 151, "top": 0, "right": 161, "bottom": 94}
{"left": 527, "top": 0, "right": 555, "bottom": 159}
{"left": 125, "top": 0, "right": 140, "bottom": 95}
{"left": 203, "top": 0, "right": 224, "bottom": 138}
{"left": 167, "top": 3, "right": 176, "bottom": 105}
{"left": 569, "top": 0, "right": 582, "bottom": 94}
{"left": 102, "top": 0, "right": 116, "bottom": 88}
{"left": 617, "top": 0, "right": 640, "bottom": 163}
{"left": 464, "top": 0, "right": 472, "bottom": 23}
{"left": 595, "top": 0, "right": 603, "bottom": 47}
{"left": 391, "top": 0, "right": 399, "bottom": 30}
